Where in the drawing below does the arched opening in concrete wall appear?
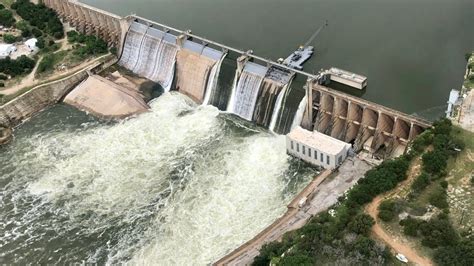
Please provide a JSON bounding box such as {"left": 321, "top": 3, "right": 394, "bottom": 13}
{"left": 377, "top": 113, "right": 395, "bottom": 134}
{"left": 311, "top": 90, "right": 321, "bottom": 127}
{"left": 333, "top": 98, "right": 348, "bottom": 118}
{"left": 347, "top": 102, "right": 363, "bottom": 123}
{"left": 330, "top": 98, "right": 348, "bottom": 140}
{"left": 320, "top": 93, "right": 334, "bottom": 114}
{"left": 361, "top": 108, "right": 379, "bottom": 129}
{"left": 393, "top": 118, "right": 410, "bottom": 141}
{"left": 345, "top": 122, "right": 360, "bottom": 143}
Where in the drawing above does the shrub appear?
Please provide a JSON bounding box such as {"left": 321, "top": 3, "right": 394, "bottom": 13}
{"left": 434, "top": 238, "right": 474, "bottom": 266}
{"left": 432, "top": 118, "right": 452, "bottom": 136}
{"left": 32, "top": 28, "right": 43, "bottom": 38}
{"left": 0, "top": 74, "right": 7, "bottom": 80}
{"left": 378, "top": 200, "right": 398, "bottom": 222}
{"left": 11, "top": 0, "right": 63, "bottom": 39}
{"left": 428, "top": 185, "right": 448, "bottom": 209}
{"left": 422, "top": 150, "right": 448, "bottom": 174}
{"left": 0, "top": 82, "right": 4, "bottom": 87}
{"left": 37, "top": 53, "right": 56, "bottom": 73}
{"left": 411, "top": 172, "right": 431, "bottom": 193}
{"left": 400, "top": 217, "right": 422, "bottom": 237}
{"left": 411, "top": 131, "right": 433, "bottom": 153}
{"left": 0, "top": 55, "right": 35, "bottom": 77}
{"left": 0, "top": 9, "right": 15, "bottom": 27}
{"left": 3, "top": 33, "right": 17, "bottom": 44}
{"left": 420, "top": 214, "right": 458, "bottom": 248}
{"left": 348, "top": 214, "right": 374, "bottom": 235}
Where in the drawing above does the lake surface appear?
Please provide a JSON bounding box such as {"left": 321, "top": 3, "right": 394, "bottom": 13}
{"left": 84, "top": 0, "right": 474, "bottom": 120}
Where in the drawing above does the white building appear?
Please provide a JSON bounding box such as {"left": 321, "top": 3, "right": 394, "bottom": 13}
{"left": 0, "top": 44, "right": 16, "bottom": 59}
{"left": 25, "top": 38, "right": 38, "bottom": 52}
{"left": 286, "top": 126, "right": 352, "bottom": 169}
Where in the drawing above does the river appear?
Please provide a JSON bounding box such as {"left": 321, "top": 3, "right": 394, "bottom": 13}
{"left": 0, "top": 94, "right": 315, "bottom": 264}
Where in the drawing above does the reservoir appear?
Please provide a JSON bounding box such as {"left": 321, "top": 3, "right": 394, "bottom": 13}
{"left": 84, "top": 0, "right": 474, "bottom": 120}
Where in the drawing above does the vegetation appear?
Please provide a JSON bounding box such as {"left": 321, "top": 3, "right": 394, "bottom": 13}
{"left": 3, "top": 33, "right": 18, "bottom": 43}
{"left": 253, "top": 153, "right": 412, "bottom": 265}
{"left": 392, "top": 119, "right": 474, "bottom": 266}
{"left": 0, "top": 55, "right": 35, "bottom": 77}
{"left": 11, "top": 0, "right": 63, "bottom": 39}
{"left": 37, "top": 51, "right": 66, "bottom": 74}
{"left": 378, "top": 200, "right": 399, "bottom": 222}
{"left": 67, "top": 30, "right": 109, "bottom": 58}
{"left": 0, "top": 8, "right": 15, "bottom": 27}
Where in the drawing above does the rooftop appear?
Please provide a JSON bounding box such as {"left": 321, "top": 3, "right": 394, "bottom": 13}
{"left": 287, "top": 126, "right": 351, "bottom": 156}
{"left": 329, "top": 67, "right": 367, "bottom": 83}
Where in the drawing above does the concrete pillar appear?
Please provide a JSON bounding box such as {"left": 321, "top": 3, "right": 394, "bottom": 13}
{"left": 408, "top": 123, "right": 425, "bottom": 141}
{"left": 392, "top": 117, "right": 410, "bottom": 141}
{"left": 302, "top": 79, "right": 313, "bottom": 131}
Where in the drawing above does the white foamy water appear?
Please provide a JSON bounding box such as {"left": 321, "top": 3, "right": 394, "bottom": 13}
{"left": 1, "top": 93, "right": 314, "bottom": 265}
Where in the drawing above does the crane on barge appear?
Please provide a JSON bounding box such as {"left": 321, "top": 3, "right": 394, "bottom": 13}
{"left": 279, "top": 20, "right": 328, "bottom": 70}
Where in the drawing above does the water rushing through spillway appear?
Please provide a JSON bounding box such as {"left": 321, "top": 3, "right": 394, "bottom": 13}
{"left": 120, "top": 23, "right": 178, "bottom": 91}
{"left": 227, "top": 70, "right": 265, "bottom": 121}
{"left": 0, "top": 94, "right": 315, "bottom": 265}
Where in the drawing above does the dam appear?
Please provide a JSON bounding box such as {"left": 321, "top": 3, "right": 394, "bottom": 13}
{"left": 0, "top": 0, "right": 447, "bottom": 265}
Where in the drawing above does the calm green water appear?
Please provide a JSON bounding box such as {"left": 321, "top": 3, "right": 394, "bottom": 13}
{"left": 84, "top": 0, "right": 474, "bottom": 119}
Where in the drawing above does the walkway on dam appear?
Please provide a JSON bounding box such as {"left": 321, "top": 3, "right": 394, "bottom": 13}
{"left": 215, "top": 157, "right": 373, "bottom": 265}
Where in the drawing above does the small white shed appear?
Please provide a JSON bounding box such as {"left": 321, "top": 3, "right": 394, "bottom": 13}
{"left": 0, "top": 44, "right": 16, "bottom": 59}
{"left": 25, "top": 38, "right": 38, "bottom": 52}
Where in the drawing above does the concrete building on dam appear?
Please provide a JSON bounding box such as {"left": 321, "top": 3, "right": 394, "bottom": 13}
{"left": 287, "top": 126, "right": 351, "bottom": 169}
{"left": 41, "top": 0, "right": 431, "bottom": 159}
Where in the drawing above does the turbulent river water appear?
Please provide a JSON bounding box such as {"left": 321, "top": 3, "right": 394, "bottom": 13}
{"left": 0, "top": 93, "right": 315, "bottom": 264}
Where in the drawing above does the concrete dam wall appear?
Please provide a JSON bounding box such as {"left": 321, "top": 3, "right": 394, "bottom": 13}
{"left": 43, "top": 1, "right": 431, "bottom": 154}
{"left": 43, "top": 0, "right": 126, "bottom": 50}
{"left": 301, "top": 82, "right": 431, "bottom": 157}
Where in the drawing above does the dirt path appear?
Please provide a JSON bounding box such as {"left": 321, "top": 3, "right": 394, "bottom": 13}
{"left": 1, "top": 54, "right": 110, "bottom": 96}
{"left": 365, "top": 157, "right": 434, "bottom": 266}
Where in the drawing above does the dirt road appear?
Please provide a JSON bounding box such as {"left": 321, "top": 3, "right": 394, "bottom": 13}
{"left": 365, "top": 157, "right": 434, "bottom": 266}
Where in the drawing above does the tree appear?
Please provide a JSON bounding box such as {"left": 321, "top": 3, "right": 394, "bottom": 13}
{"left": 3, "top": 34, "right": 17, "bottom": 44}
{"left": 348, "top": 214, "right": 374, "bottom": 235}
{"left": 0, "top": 9, "right": 15, "bottom": 27}
{"left": 411, "top": 172, "right": 431, "bottom": 193}
{"left": 422, "top": 150, "right": 448, "bottom": 174}
{"left": 378, "top": 200, "right": 398, "bottom": 222}
{"left": 428, "top": 185, "right": 448, "bottom": 209}
{"left": 434, "top": 238, "right": 474, "bottom": 266}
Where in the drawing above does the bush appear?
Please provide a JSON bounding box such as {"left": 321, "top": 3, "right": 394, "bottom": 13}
{"left": 411, "top": 172, "right": 431, "bottom": 193}
{"left": 0, "top": 9, "right": 15, "bottom": 27}
{"left": 0, "top": 55, "right": 35, "bottom": 77}
{"left": 3, "top": 33, "right": 17, "bottom": 44}
{"left": 434, "top": 238, "right": 474, "bottom": 266}
{"left": 37, "top": 53, "right": 56, "bottom": 73}
{"left": 420, "top": 214, "right": 458, "bottom": 248}
{"left": 422, "top": 150, "right": 448, "bottom": 174}
{"left": 428, "top": 185, "right": 448, "bottom": 209}
{"left": 411, "top": 131, "right": 433, "bottom": 153}
{"left": 400, "top": 217, "right": 422, "bottom": 237}
{"left": 21, "top": 28, "right": 31, "bottom": 38}
{"left": 15, "top": 20, "right": 30, "bottom": 32}
{"left": 378, "top": 200, "right": 398, "bottom": 222}
{"left": 348, "top": 214, "right": 374, "bottom": 235}
{"left": 432, "top": 118, "right": 452, "bottom": 136}
{"left": 32, "top": 27, "right": 43, "bottom": 38}
{"left": 0, "top": 74, "right": 7, "bottom": 80}
{"left": 0, "top": 82, "right": 4, "bottom": 87}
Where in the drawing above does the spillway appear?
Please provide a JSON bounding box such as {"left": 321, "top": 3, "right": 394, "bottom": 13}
{"left": 175, "top": 40, "right": 225, "bottom": 103}
{"left": 0, "top": 95, "right": 315, "bottom": 265}
{"left": 119, "top": 22, "right": 178, "bottom": 91}
{"left": 227, "top": 62, "right": 268, "bottom": 121}
{"left": 253, "top": 66, "right": 294, "bottom": 128}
